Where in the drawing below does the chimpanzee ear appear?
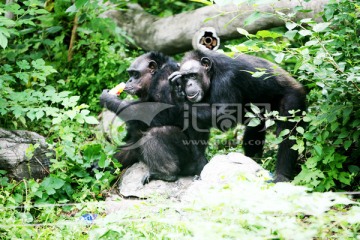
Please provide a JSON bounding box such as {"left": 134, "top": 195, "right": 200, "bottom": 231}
{"left": 200, "top": 57, "right": 212, "bottom": 71}
{"left": 148, "top": 60, "right": 158, "bottom": 74}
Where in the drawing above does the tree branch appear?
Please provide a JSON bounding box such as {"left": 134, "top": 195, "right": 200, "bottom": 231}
{"left": 102, "top": 0, "right": 329, "bottom": 54}
{"left": 68, "top": 13, "right": 79, "bottom": 62}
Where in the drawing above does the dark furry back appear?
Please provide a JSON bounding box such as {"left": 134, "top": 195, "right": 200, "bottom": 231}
{"left": 182, "top": 50, "right": 299, "bottom": 103}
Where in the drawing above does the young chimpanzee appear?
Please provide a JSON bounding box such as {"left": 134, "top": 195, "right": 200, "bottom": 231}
{"left": 169, "top": 50, "right": 306, "bottom": 182}
{"left": 100, "top": 52, "right": 208, "bottom": 184}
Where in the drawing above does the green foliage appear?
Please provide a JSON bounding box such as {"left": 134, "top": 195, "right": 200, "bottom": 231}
{"left": 0, "top": 0, "right": 359, "bottom": 237}
{"left": 1, "top": 175, "right": 358, "bottom": 239}
{"left": 56, "top": 0, "right": 135, "bottom": 112}
{"left": 132, "top": 0, "right": 203, "bottom": 17}
{"left": 226, "top": 0, "right": 360, "bottom": 191}
{"left": 0, "top": 0, "right": 126, "bottom": 208}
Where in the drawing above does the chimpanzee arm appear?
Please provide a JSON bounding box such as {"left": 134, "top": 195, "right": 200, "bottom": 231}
{"left": 191, "top": 104, "right": 213, "bottom": 129}
{"left": 99, "top": 90, "right": 135, "bottom": 114}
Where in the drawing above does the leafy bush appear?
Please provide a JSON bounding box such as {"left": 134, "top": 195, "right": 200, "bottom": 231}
{"left": 225, "top": 0, "right": 359, "bottom": 191}
{"left": 0, "top": 0, "right": 126, "bottom": 207}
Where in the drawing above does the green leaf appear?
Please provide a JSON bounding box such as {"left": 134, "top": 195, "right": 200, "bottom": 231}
{"left": 348, "top": 165, "right": 360, "bottom": 173}
{"left": 251, "top": 71, "right": 266, "bottom": 78}
{"left": 2, "top": 64, "right": 13, "bottom": 72}
{"left": 312, "top": 22, "right": 331, "bottom": 32}
{"left": 247, "top": 118, "right": 261, "bottom": 127}
{"left": 314, "top": 145, "right": 323, "bottom": 156}
{"left": 27, "top": 110, "right": 36, "bottom": 121}
{"left": 338, "top": 131, "right": 349, "bottom": 139}
{"left": 237, "top": 28, "right": 252, "bottom": 37}
{"left": 244, "top": 12, "right": 265, "bottom": 26}
{"left": 81, "top": 109, "right": 90, "bottom": 116}
{"left": 31, "top": 59, "right": 45, "bottom": 70}
{"left": 256, "top": 30, "right": 282, "bottom": 39}
{"left": 274, "top": 53, "right": 285, "bottom": 63}
{"left": 321, "top": 131, "right": 329, "bottom": 140}
{"left": 331, "top": 122, "right": 339, "bottom": 132}
{"left": 41, "top": 176, "right": 65, "bottom": 195}
{"left": 298, "top": 30, "right": 312, "bottom": 36}
{"left": 66, "top": 110, "right": 77, "bottom": 120}
{"left": 35, "top": 110, "right": 44, "bottom": 120}
{"left": 278, "top": 129, "right": 290, "bottom": 138}
{"left": 300, "top": 18, "right": 313, "bottom": 23}
{"left": 75, "top": 0, "right": 89, "bottom": 8}
{"left": 0, "top": 16, "right": 16, "bottom": 26}
{"left": 303, "top": 116, "right": 311, "bottom": 122}
{"left": 11, "top": 106, "right": 24, "bottom": 118}
{"left": 0, "top": 32, "right": 8, "bottom": 49}
{"left": 284, "top": 30, "right": 297, "bottom": 40}
{"left": 44, "top": 107, "right": 58, "bottom": 116}
{"left": 15, "top": 72, "right": 29, "bottom": 84}
{"left": 34, "top": 9, "right": 49, "bottom": 14}
{"left": 70, "top": 96, "right": 80, "bottom": 103}
{"left": 285, "top": 22, "right": 297, "bottom": 30}
{"left": 95, "top": 172, "right": 104, "bottom": 180}
{"left": 191, "top": 0, "right": 214, "bottom": 6}
{"left": 343, "top": 106, "right": 352, "bottom": 124}
{"left": 65, "top": 4, "right": 77, "bottom": 13}
{"left": 52, "top": 117, "right": 62, "bottom": 125}
{"left": 296, "top": 126, "right": 304, "bottom": 135}
{"left": 98, "top": 156, "right": 106, "bottom": 169}
{"left": 303, "top": 132, "right": 313, "bottom": 140}
{"left": 245, "top": 112, "right": 256, "bottom": 118}
{"left": 344, "top": 140, "right": 352, "bottom": 150}
{"left": 265, "top": 119, "right": 275, "bottom": 128}
{"left": 85, "top": 116, "right": 99, "bottom": 125}
{"left": 338, "top": 172, "right": 351, "bottom": 185}
{"left": 250, "top": 104, "right": 261, "bottom": 114}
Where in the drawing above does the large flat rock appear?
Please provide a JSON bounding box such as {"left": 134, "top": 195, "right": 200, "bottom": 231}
{"left": 117, "top": 152, "right": 270, "bottom": 201}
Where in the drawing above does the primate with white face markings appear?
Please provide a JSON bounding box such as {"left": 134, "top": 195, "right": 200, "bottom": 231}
{"left": 100, "top": 52, "right": 208, "bottom": 184}
{"left": 169, "top": 50, "right": 306, "bottom": 182}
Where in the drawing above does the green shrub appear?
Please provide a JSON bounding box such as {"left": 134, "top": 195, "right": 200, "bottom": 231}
{"left": 0, "top": 0, "right": 125, "bottom": 206}
{"left": 226, "top": 0, "right": 360, "bottom": 191}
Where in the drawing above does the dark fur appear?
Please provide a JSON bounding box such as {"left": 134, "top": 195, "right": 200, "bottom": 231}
{"left": 170, "top": 50, "right": 306, "bottom": 182}
{"left": 100, "top": 52, "right": 208, "bottom": 184}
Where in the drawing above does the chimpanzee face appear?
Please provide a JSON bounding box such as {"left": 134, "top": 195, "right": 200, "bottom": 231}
{"left": 178, "top": 58, "right": 211, "bottom": 103}
{"left": 125, "top": 55, "right": 157, "bottom": 97}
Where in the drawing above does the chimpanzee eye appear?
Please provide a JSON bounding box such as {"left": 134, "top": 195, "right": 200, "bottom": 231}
{"left": 189, "top": 73, "right": 197, "bottom": 79}
{"left": 130, "top": 71, "right": 140, "bottom": 78}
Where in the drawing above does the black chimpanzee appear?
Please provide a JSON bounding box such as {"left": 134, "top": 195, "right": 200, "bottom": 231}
{"left": 100, "top": 52, "right": 208, "bottom": 184}
{"left": 169, "top": 50, "right": 306, "bottom": 182}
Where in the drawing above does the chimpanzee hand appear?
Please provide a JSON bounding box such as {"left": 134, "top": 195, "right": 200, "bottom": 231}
{"left": 141, "top": 173, "right": 151, "bottom": 185}
{"left": 169, "top": 71, "right": 182, "bottom": 84}
{"left": 168, "top": 72, "right": 186, "bottom": 101}
{"left": 99, "top": 89, "right": 119, "bottom": 108}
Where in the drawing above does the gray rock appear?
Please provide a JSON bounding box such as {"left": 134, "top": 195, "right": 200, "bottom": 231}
{"left": 117, "top": 152, "right": 269, "bottom": 201}
{"left": 200, "top": 152, "right": 266, "bottom": 184}
{"left": 0, "top": 128, "right": 51, "bottom": 180}
{"left": 182, "top": 152, "right": 271, "bottom": 201}
{"left": 118, "top": 162, "right": 194, "bottom": 199}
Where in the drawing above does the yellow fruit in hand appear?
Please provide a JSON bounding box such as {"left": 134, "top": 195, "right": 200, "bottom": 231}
{"left": 109, "top": 82, "right": 126, "bottom": 95}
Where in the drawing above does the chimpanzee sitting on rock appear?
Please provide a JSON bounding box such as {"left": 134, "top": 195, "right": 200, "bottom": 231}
{"left": 169, "top": 50, "right": 306, "bottom": 182}
{"left": 100, "top": 52, "right": 208, "bottom": 184}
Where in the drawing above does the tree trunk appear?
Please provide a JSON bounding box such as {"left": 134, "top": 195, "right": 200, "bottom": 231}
{"left": 102, "top": 0, "right": 329, "bottom": 54}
